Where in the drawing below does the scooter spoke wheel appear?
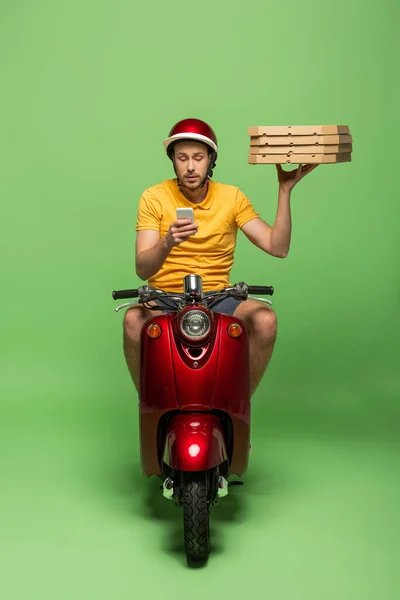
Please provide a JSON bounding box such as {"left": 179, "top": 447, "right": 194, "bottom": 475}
{"left": 182, "top": 477, "right": 210, "bottom": 564}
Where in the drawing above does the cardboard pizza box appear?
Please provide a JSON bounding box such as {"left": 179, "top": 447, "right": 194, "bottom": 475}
{"left": 248, "top": 153, "right": 352, "bottom": 165}
{"left": 248, "top": 125, "right": 350, "bottom": 136}
{"left": 250, "top": 134, "right": 353, "bottom": 146}
{"left": 249, "top": 143, "right": 353, "bottom": 155}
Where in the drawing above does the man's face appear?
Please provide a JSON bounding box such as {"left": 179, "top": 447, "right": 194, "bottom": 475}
{"left": 172, "top": 141, "right": 211, "bottom": 188}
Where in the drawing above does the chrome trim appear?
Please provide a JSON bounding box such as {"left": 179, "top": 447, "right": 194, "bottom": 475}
{"left": 248, "top": 296, "right": 273, "bottom": 306}
{"left": 217, "top": 476, "right": 229, "bottom": 498}
{"left": 162, "top": 478, "right": 174, "bottom": 500}
{"left": 115, "top": 300, "right": 139, "bottom": 312}
{"left": 179, "top": 308, "right": 211, "bottom": 340}
{"left": 184, "top": 274, "right": 203, "bottom": 300}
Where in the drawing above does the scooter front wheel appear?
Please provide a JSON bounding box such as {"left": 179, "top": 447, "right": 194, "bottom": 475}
{"left": 182, "top": 475, "right": 210, "bottom": 564}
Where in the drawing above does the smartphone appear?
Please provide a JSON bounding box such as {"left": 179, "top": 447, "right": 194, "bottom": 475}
{"left": 176, "top": 207, "right": 195, "bottom": 223}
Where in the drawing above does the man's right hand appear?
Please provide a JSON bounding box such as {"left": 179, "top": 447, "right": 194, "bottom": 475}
{"left": 166, "top": 219, "right": 199, "bottom": 248}
{"left": 135, "top": 220, "right": 198, "bottom": 281}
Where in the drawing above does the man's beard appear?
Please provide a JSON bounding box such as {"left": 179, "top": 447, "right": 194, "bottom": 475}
{"left": 177, "top": 174, "right": 208, "bottom": 190}
{"left": 174, "top": 156, "right": 211, "bottom": 190}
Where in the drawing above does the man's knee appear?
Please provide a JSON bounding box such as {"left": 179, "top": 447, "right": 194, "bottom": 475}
{"left": 123, "top": 306, "right": 149, "bottom": 342}
{"left": 235, "top": 301, "right": 277, "bottom": 342}
{"left": 263, "top": 309, "right": 277, "bottom": 339}
{"left": 252, "top": 308, "right": 277, "bottom": 340}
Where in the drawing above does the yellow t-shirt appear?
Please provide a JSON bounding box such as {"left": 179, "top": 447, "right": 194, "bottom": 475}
{"left": 135, "top": 178, "right": 259, "bottom": 292}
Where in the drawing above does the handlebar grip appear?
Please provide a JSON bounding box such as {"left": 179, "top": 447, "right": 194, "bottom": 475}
{"left": 247, "top": 286, "right": 274, "bottom": 296}
{"left": 112, "top": 289, "right": 139, "bottom": 300}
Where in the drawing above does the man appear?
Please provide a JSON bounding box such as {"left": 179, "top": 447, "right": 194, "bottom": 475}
{"left": 123, "top": 118, "right": 317, "bottom": 395}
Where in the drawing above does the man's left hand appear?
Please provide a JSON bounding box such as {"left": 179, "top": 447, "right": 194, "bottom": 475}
{"left": 276, "top": 163, "right": 318, "bottom": 193}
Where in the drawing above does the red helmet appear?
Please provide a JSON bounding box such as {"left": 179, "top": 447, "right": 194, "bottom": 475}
{"left": 163, "top": 118, "right": 218, "bottom": 156}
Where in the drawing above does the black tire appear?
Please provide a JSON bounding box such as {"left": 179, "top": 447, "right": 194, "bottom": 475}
{"left": 182, "top": 476, "right": 210, "bottom": 564}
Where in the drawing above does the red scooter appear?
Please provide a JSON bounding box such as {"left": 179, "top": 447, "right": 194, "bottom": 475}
{"left": 112, "top": 275, "right": 273, "bottom": 565}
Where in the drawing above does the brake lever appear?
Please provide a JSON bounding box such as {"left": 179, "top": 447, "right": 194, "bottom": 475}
{"left": 114, "top": 285, "right": 155, "bottom": 311}
{"left": 248, "top": 296, "right": 273, "bottom": 306}
{"left": 115, "top": 300, "right": 139, "bottom": 312}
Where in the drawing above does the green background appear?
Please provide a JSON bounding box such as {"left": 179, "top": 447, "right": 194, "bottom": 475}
{"left": 1, "top": 0, "right": 399, "bottom": 596}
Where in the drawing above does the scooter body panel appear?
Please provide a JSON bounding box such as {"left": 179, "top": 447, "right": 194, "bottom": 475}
{"left": 139, "top": 311, "right": 251, "bottom": 477}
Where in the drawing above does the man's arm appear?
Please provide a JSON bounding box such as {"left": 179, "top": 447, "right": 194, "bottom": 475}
{"left": 241, "top": 186, "right": 291, "bottom": 258}
{"left": 135, "top": 231, "right": 171, "bottom": 280}
{"left": 135, "top": 219, "right": 199, "bottom": 280}
{"left": 241, "top": 163, "right": 318, "bottom": 258}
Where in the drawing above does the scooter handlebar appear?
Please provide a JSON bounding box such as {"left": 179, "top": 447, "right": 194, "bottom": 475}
{"left": 112, "top": 285, "right": 273, "bottom": 301}
{"left": 112, "top": 289, "right": 139, "bottom": 300}
{"left": 247, "top": 286, "right": 274, "bottom": 296}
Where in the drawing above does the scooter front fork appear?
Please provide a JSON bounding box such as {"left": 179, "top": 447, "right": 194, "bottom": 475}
{"left": 162, "top": 476, "right": 229, "bottom": 501}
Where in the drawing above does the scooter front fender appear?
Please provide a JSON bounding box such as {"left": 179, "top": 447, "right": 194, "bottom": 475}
{"left": 163, "top": 413, "right": 227, "bottom": 472}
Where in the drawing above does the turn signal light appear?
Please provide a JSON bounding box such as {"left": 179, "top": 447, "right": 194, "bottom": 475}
{"left": 147, "top": 324, "right": 162, "bottom": 339}
{"left": 228, "top": 323, "right": 242, "bottom": 338}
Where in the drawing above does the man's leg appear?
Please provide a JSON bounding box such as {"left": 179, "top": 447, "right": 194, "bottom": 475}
{"left": 233, "top": 299, "right": 278, "bottom": 396}
{"left": 123, "top": 305, "right": 163, "bottom": 391}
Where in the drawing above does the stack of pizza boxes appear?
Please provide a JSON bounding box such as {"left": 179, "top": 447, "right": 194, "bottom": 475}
{"left": 248, "top": 125, "right": 353, "bottom": 164}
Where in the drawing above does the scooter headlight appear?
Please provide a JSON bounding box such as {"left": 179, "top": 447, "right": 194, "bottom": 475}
{"left": 179, "top": 309, "right": 211, "bottom": 340}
